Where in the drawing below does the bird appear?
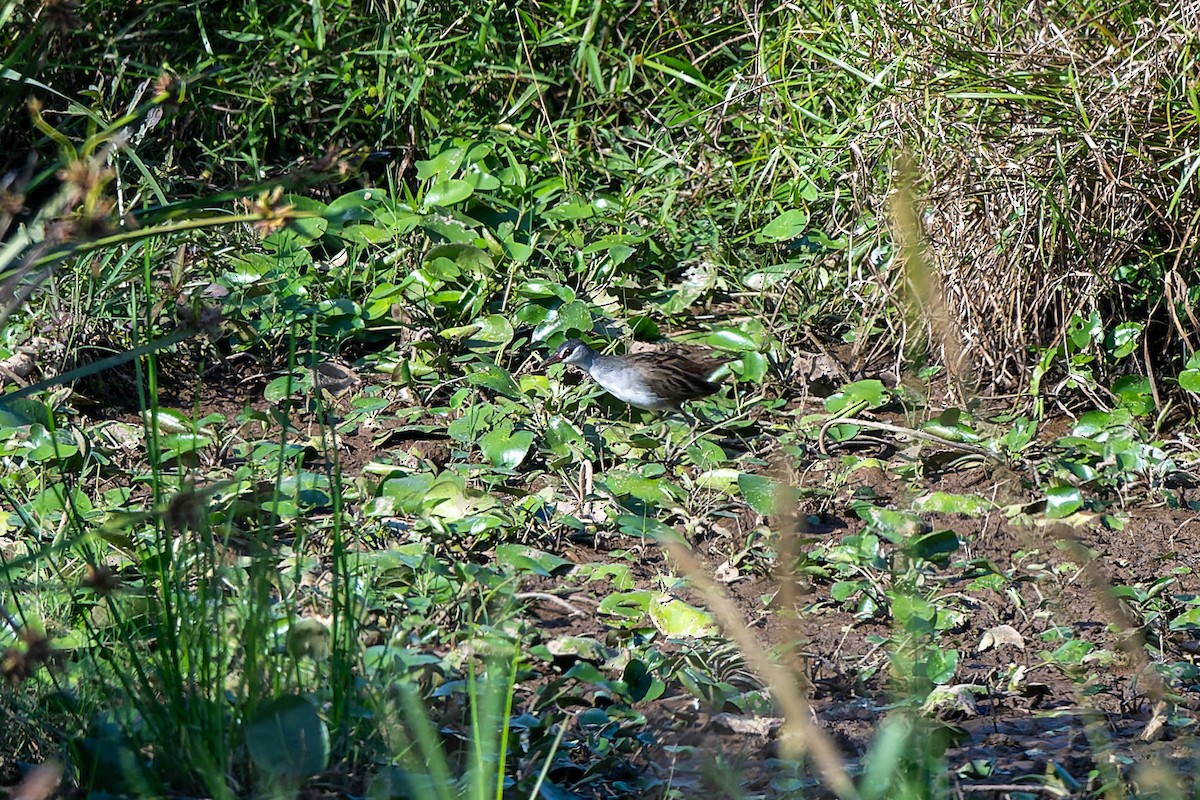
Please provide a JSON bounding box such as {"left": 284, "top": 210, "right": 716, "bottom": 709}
{"left": 543, "top": 338, "right": 731, "bottom": 414}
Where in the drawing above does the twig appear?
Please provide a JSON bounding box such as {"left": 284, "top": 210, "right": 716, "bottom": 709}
{"left": 817, "top": 416, "right": 1005, "bottom": 463}
{"left": 514, "top": 592, "right": 594, "bottom": 617}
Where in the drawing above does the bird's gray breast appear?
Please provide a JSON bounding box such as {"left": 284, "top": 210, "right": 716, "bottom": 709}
{"left": 588, "top": 362, "right": 675, "bottom": 410}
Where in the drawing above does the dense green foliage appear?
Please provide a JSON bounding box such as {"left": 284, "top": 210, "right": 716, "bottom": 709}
{"left": 2, "top": 1, "right": 1200, "bottom": 798}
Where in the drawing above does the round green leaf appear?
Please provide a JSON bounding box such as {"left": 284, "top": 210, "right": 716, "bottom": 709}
{"left": 737, "top": 473, "right": 778, "bottom": 515}
{"left": 648, "top": 595, "right": 719, "bottom": 638}
{"left": 244, "top": 695, "right": 329, "bottom": 780}
{"left": 424, "top": 179, "right": 475, "bottom": 208}
{"left": 479, "top": 428, "right": 534, "bottom": 469}
{"left": 1044, "top": 485, "right": 1084, "bottom": 519}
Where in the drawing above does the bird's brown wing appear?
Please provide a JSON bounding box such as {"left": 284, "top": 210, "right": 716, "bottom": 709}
{"left": 624, "top": 350, "right": 726, "bottom": 402}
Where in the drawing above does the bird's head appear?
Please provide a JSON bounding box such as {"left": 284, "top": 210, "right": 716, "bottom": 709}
{"left": 544, "top": 339, "right": 594, "bottom": 368}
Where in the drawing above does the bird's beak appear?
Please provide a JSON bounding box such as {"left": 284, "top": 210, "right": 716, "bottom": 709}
{"left": 543, "top": 352, "right": 564, "bottom": 368}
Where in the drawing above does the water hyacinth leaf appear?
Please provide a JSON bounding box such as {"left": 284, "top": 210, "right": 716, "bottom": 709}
{"left": 544, "top": 416, "right": 586, "bottom": 456}
{"left": 415, "top": 144, "right": 466, "bottom": 180}
{"left": 853, "top": 504, "right": 924, "bottom": 541}
{"left": 1112, "top": 375, "right": 1154, "bottom": 417}
{"left": 502, "top": 234, "right": 534, "bottom": 263}
{"left": 245, "top": 695, "right": 330, "bottom": 780}
{"left": 323, "top": 188, "right": 386, "bottom": 227}
{"left": 517, "top": 280, "right": 575, "bottom": 301}
{"left": 702, "top": 328, "right": 759, "bottom": 351}
{"left": 599, "top": 471, "right": 677, "bottom": 505}
{"left": 363, "top": 282, "right": 404, "bottom": 320}
{"left": 543, "top": 636, "right": 611, "bottom": 663}
{"left": 141, "top": 408, "right": 198, "bottom": 435}
{"left": 824, "top": 422, "right": 861, "bottom": 442}
{"left": 696, "top": 468, "right": 740, "bottom": 493}
{"left": 831, "top": 580, "right": 864, "bottom": 602}
{"left": 1106, "top": 322, "right": 1142, "bottom": 359}
{"left": 1045, "top": 485, "right": 1084, "bottom": 519}
{"left": 466, "top": 314, "right": 514, "bottom": 351}
{"left": 0, "top": 397, "right": 52, "bottom": 427}
{"left": 738, "top": 473, "right": 779, "bottom": 515}
{"left": 911, "top": 492, "right": 992, "bottom": 516}
{"left": 259, "top": 195, "right": 328, "bottom": 248}
{"left": 905, "top": 529, "right": 960, "bottom": 563}
{"left": 733, "top": 351, "right": 769, "bottom": 383}
{"left": 542, "top": 200, "right": 596, "bottom": 221}
{"left": 425, "top": 242, "right": 494, "bottom": 274}
{"left": 1168, "top": 605, "right": 1200, "bottom": 631}
{"left": 1179, "top": 352, "right": 1200, "bottom": 392}
{"left": 264, "top": 373, "right": 313, "bottom": 405}
{"left": 825, "top": 379, "right": 889, "bottom": 414}
{"left": 926, "top": 648, "right": 960, "bottom": 685}
{"left": 533, "top": 300, "right": 592, "bottom": 342}
{"left": 465, "top": 363, "right": 522, "bottom": 400}
{"left": 757, "top": 209, "right": 809, "bottom": 243}
{"left": 424, "top": 178, "right": 475, "bottom": 208}
{"left": 495, "top": 543, "right": 573, "bottom": 576}
{"left": 686, "top": 438, "right": 728, "bottom": 468}
{"left": 923, "top": 408, "right": 980, "bottom": 442}
{"left": 615, "top": 514, "right": 679, "bottom": 542}
{"left": 17, "top": 424, "right": 74, "bottom": 461}
{"left": 597, "top": 590, "right": 655, "bottom": 620}
{"left": 648, "top": 595, "right": 719, "bottom": 638}
{"left": 479, "top": 427, "right": 534, "bottom": 469}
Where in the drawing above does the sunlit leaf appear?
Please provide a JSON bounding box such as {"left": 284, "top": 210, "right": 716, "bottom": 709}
{"left": 757, "top": 210, "right": 809, "bottom": 242}
{"left": 737, "top": 473, "right": 778, "bottom": 515}
{"left": 479, "top": 427, "right": 533, "bottom": 468}
{"left": 495, "top": 544, "right": 573, "bottom": 576}
{"left": 424, "top": 178, "right": 475, "bottom": 207}
{"left": 648, "top": 595, "right": 719, "bottom": 638}
{"left": 1044, "top": 485, "right": 1083, "bottom": 519}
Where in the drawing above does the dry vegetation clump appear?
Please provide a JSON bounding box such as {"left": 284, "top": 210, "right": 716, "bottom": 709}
{"left": 860, "top": 3, "right": 1200, "bottom": 393}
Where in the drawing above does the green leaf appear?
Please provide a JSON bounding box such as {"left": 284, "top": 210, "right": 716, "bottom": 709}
{"left": 424, "top": 179, "right": 475, "bottom": 207}
{"left": 465, "top": 363, "right": 522, "bottom": 400}
{"left": 831, "top": 580, "right": 864, "bottom": 601}
{"left": 600, "top": 471, "right": 676, "bottom": 505}
{"left": 1180, "top": 369, "right": 1200, "bottom": 393}
{"left": 263, "top": 195, "right": 328, "bottom": 247}
{"left": 597, "top": 590, "right": 654, "bottom": 619}
{"left": 825, "top": 379, "right": 889, "bottom": 414}
{"left": 922, "top": 408, "right": 980, "bottom": 442}
{"left": 1105, "top": 322, "right": 1142, "bottom": 359}
{"left": 323, "top": 188, "right": 386, "bottom": 227}
{"left": 478, "top": 427, "right": 533, "bottom": 469}
{"left": 424, "top": 242, "right": 493, "bottom": 273}
{"left": 415, "top": 143, "right": 466, "bottom": 179}
{"left": 495, "top": 544, "right": 573, "bottom": 576}
{"left": 533, "top": 300, "right": 592, "bottom": 342}
{"left": 702, "top": 328, "right": 759, "bottom": 351}
{"left": 0, "top": 397, "right": 52, "bottom": 427}
{"left": 1111, "top": 375, "right": 1154, "bottom": 417}
{"left": 905, "top": 529, "right": 960, "bottom": 563}
{"left": 757, "top": 210, "right": 809, "bottom": 242}
{"left": 615, "top": 514, "right": 679, "bottom": 541}
{"left": 1044, "top": 485, "right": 1084, "bottom": 519}
{"left": 244, "top": 695, "right": 329, "bottom": 780}
{"left": 695, "top": 468, "right": 739, "bottom": 493}
{"left": 853, "top": 504, "right": 924, "bottom": 542}
{"left": 911, "top": 492, "right": 992, "bottom": 516}
{"left": 648, "top": 594, "right": 719, "bottom": 638}
{"left": 737, "top": 473, "right": 778, "bottom": 515}
{"left": 925, "top": 648, "right": 959, "bottom": 685}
